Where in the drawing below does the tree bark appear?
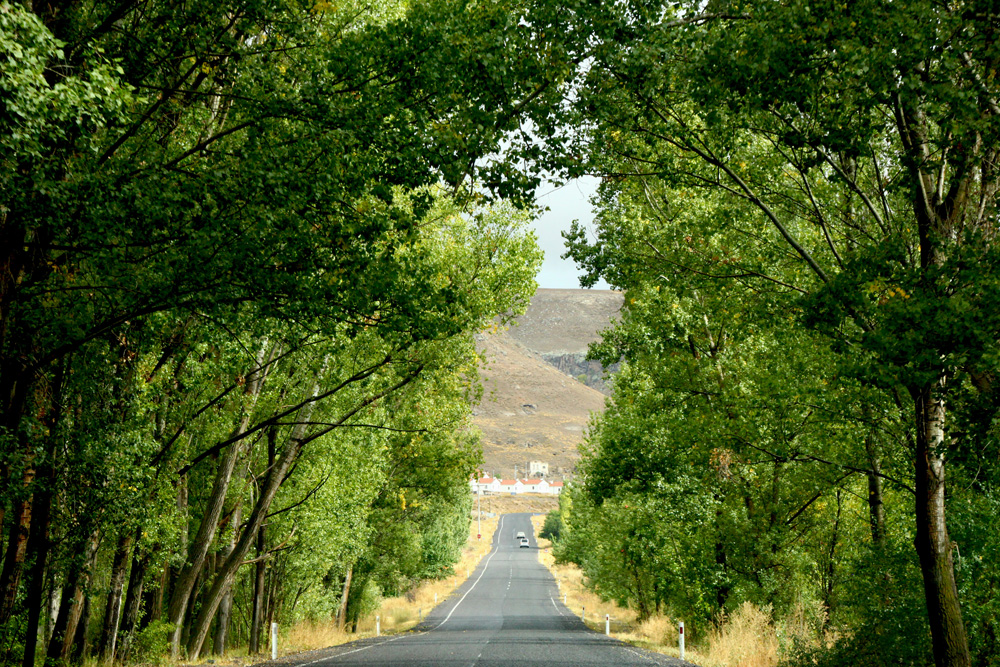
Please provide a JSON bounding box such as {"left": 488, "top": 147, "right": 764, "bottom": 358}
{"left": 21, "top": 360, "right": 65, "bottom": 667}
{"left": 0, "top": 465, "right": 35, "bottom": 627}
{"left": 213, "top": 485, "right": 246, "bottom": 656}
{"left": 46, "top": 531, "right": 100, "bottom": 663}
{"left": 97, "top": 531, "right": 134, "bottom": 663}
{"left": 336, "top": 566, "right": 353, "bottom": 631}
{"left": 70, "top": 591, "right": 90, "bottom": 663}
{"left": 21, "top": 448, "right": 54, "bottom": 667}
{"left": 912, "top": 381, "right": 971, "bottom": 667}
{"left": 864, "top": 435, "right": 885, "bottom": 546}
{"left": 117, "top": 543, "right": 151, "bottom": 663}
{"left": 249, "top": 497, "right": 269, "bottom": 653}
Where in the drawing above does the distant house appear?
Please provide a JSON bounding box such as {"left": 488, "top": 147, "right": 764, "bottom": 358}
{"left": 499, "top": 479, "right": 524, "bottom": 494}
{"left": 529, "top": 461, "right": 549, "bottom": 477}
{"left": 469, "top": 475, "right": 564, "bottom": 496}
{"left": 470, "top": 476, "right": 501, "bottom": 494}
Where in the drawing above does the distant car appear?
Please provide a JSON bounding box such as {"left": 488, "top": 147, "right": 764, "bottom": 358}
{"left": 519, "top": 537, "right": 530, "bottom": 548}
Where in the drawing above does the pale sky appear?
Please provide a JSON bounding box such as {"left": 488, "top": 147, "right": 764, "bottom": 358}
{"left": 530, "top": 176, "right": 611, "bottom": 290}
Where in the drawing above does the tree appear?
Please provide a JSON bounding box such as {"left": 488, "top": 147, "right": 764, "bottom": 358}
{"left": 551, "top": 1, "right": 1000, "bottom": 663}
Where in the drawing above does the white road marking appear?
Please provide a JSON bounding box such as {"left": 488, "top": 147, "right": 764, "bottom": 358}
{"left": 434, "top": 515, "right": 506, "bottom": 629}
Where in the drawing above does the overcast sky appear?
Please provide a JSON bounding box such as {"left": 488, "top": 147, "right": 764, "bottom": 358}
{"left": 530, "top": 175, "right": 611, "bottom": 290}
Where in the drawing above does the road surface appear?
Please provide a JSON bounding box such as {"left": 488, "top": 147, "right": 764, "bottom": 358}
{"left": 284, "top": 513, "right": 694, "bottom": 667}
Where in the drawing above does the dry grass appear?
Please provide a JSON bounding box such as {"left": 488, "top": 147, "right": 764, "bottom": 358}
{"left": 530, "top": 515, "right": 790, "bottom": 667}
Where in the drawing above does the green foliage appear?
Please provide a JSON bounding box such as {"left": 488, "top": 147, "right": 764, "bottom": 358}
{"left": 539, "top": 509, "right": 562, "bottom": 542}
{"left": 131, "top": 621, "right": 174, "bottom": 666}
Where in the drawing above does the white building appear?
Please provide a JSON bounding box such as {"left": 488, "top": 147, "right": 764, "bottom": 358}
{"left": 469, "top": 476, "right": 564, "bottom": 496}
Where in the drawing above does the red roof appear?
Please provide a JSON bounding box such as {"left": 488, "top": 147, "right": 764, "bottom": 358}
{"left": 549, "top": 481, "right": 564, "bottom": 487}
{"left": 500, "top": 479, "right": 520, "bottom": 486}
{"left": 523, "top": 478, "right": 543, "bottom": 485}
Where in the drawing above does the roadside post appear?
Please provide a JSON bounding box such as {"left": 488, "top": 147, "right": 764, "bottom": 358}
{"left": 679, "top": 621, "right": 685, "bottom": 660}
{"left": 376, "top": 615, "right": 380, "bottom": 637}
{"left": 605, "top": 614, "right": 610, "bottom": 636}
{"left": 270, "top": 622, "right": 277, "bottom": 660}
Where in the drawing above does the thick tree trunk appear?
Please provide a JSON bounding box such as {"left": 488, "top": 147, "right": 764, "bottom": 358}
{"left": 97, "top": 531, "right": 134, "bottom": 663}
{"left": 46, "top": 531, "right": 100, "bottom": 663}
{"left": 47, "top": 581, "right": 84, "bottom": 663}
{"left": 0, "top": 466, "right": 34, "bottom": 627}
{"left": 913, "top": 381, "right": 971, "bottom": 667}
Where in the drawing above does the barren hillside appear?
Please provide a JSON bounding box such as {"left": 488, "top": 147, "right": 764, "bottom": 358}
{"left": 471, "top": 289, "right": 622, "bottom": 480}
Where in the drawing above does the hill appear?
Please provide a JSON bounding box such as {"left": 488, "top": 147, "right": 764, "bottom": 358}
{"left": 472, "top": 289, "right": 622, "bottom": 480}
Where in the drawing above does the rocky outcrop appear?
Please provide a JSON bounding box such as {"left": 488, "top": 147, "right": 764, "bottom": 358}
{"left": 540, "top": 353, "right": 618, "bottom": 394}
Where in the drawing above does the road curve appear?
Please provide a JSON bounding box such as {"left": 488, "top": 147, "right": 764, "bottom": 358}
{"left": 285, "top": 512, "right": 694, "bottom": 667}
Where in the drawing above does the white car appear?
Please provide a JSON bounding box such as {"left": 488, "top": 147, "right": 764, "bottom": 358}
{"left": 519, "top": 537, "right": 530, "bottom": 548}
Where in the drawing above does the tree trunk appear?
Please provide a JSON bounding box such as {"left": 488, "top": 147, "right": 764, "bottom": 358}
{"left": 46, "top": 531, "right": 100, "bottom": 663}
{"left": 249, "top": 524, "right": 267, "bottom": 654}
{"left": 0, "top": 466, "right": 34, "bottom": 627}
{"left": 21, "top": 449, "right": 54, "bottom": 667}
{"left": 118, "top": 538, "right": 150, "bottom": 662}
{"left": 821, "top": 489, "right": 842, "bottom": 625}
{"left": 21, "top": 359, "right": 65, "bottom": 667}
{"left": 213, "top": 486, "right": 246, "bottom": 656}
{"left": 97, "top": 531, "right": 134, "bottom": 663}
{"left": 864, "top": 435, "right": 886, "bottom": 546}
{"left": 167, "top": 346, "right": 270, "bottom": 659}
{"left": 336, "top": 566, "right": 353, "bottom": 630}
{"left": 912, "top": 381, "right": 971, "bottom": 667}
{"left": 166, "top": 441, "right": 243, "bottom": 658}
{"left": 186, "top": 413, "right": 312, "bottom": 660}
{"left": 70, "top": 591, "right": 90, "bottom": 663}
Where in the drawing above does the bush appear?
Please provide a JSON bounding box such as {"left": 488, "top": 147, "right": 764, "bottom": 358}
{"left": 539, "top": 509, "right": 562, "bottom": 541}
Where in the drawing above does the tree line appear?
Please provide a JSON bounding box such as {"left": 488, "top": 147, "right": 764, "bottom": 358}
{"left": 0, "top": 0, "right": 563, "bottom": 664}
{"left": 543, "top": 0, "right": 1000, "bottom": 666}
{"left": 4, "top": 0, "right": 999, "bottom": 666}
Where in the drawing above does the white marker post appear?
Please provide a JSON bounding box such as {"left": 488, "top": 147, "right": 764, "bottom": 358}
{"left": 582, "top": 606, "right": 585, "bottom": 622}
{"left": 376, "top": 615, "right": 380, "bottom": 637}
{"left": 434, "top": 593, "right": 438, "bottom": 604}
{"left": 605, "top": 614, "right": 610, "bottom": 636}
{"left": 563, "top": 593, "right": 567, "bottom": 605}
{"left": 270, "top": 622, "right": 278, "bottom": 660}
{"left": 679, "top": 621, "right": 685, "bottom": 660}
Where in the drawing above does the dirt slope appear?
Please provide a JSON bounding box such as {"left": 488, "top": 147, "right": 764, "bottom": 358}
{"left": 471, "top": 289, "right": 621, "bottom": 480}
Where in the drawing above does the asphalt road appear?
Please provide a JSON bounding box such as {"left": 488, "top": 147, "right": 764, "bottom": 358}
{"left": 288, "top": 513, "right": 693, "bottom": 667}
